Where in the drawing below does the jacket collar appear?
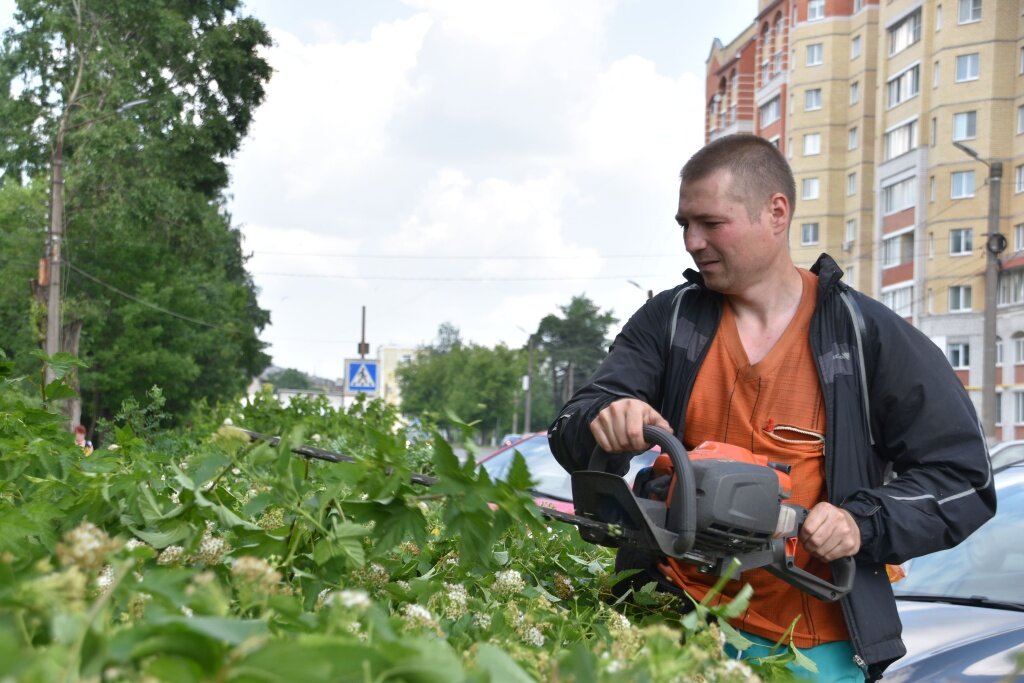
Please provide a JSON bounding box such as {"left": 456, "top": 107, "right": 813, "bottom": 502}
{"left": 682, "top": 252, "right": 845, "bottom": 292}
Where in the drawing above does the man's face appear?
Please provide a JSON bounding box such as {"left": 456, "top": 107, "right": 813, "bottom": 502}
{"left": 675, "top": 169, "right": 780, "bottom": 295}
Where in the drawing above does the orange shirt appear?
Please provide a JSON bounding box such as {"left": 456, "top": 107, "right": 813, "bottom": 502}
{"left": 662, "top": 268, "right": 849, "bottom": 648}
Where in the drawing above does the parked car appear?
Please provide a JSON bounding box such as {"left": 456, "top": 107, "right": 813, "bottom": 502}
{"left": 989, "top": 439, "right": 1024, "bottom": 472}
{"left": 886, "top": 461, "right": 1024, "bottom": 681}
{"left": 478, "top": 433, "right": 659, "bottom": 513}
{"left": 497, "top": 433, "right": 523, "bottom": 448}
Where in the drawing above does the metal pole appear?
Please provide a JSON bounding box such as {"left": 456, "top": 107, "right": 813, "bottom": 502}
{"left": 45, "top": 138, "right": 65, "bottom": 384}
{"left": 982, "top": 162, "right": 1003, "bottom": 442}
{"left": 524, "top": 335, "right": 534, "bottom": 432}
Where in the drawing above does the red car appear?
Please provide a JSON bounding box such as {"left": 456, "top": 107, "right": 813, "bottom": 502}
{"left": 478, "top": 433, "right": 659, "bottom": 514}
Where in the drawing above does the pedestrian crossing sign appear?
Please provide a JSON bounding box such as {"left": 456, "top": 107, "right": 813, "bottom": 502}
{"left": 345, "top": 359, "right": 379, "bottom": 395}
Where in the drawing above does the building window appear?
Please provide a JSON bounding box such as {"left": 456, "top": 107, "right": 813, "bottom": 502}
{"left": 1016, "top": 223, "right": 1024, "bottom": 251}
{"left": 951, "top": 170, "right": 975, "bottom": 198}
{"left": 805, "top": 88, "right": 822, "bottom": 110}
{"left": 948, "top": 342, "right": 970, "bottom": 369}
{"left": 930, "top": 175, "right": 937, "bottom": 201}
{"left": 958, "top": 0, "right": 981, "bottom": 24}
{"left": 889, "top": 8, "right": 922, "bottom": 55}
{"left": 845, "top": 219, "right": 857, "bottom": 244}
{"left": 852, "top": 35, "right": 862, "bottom": 59}
{"left": 934, "top": 60, "right": 941, "bottom": 88}
{"left": 802, "top": 177, "right": 820, "bottom": 199}
{"left": 884, "top": 119, "right": 918, "bottom": 160}
{"left": 760, "top": 96, "right": 781, "bottom": 127}
{"left": 882, "top": 286, "right": 913, "bottom": 317}
{"left": 997, "top": 339, "right": 1004, "bottom": 366}
{"left": 1017, "top": 165, "right": 1024, "bottom": 193}
{"left": 803, "top": 133, "right": 821, "bottom": 155}
{"left": 949, "top": 227, "right": 973, "bottom": 255}
{"left": 854, "top": 0, "right": 864, "bottom": 11}
{"left": 955, "top": 53, "right": 980, "bottom": 82}
{"left": 1016, "top": 337, "right": 1024, "bottom": 363}
{"left": 849, "top": 126, "right": 859, "bottom": 150}
{"left": 801, "top": 223, "right": 820, "bottom": 245}
{"left": 808, "top": 0, "right": 825, "bottom": 20}
{"left": 949, "top": 286, "right": 973, "bottom": 312}
{"left": 882, "top": 177, "right": 916, "bottom": 214}
{"left": 850, "top": 81, "right": 860, "bottom": 105}
{"left": 1020, "top": 46, "right": 1024, "bottom": 74}
{"left": 883, "top": 233, "right": 913, "bottom": 267}
{"left": 887, "top": 65, "right": 920, "bottom": 107}
{"left": 936, "top": 3, "right": 943, "bottom": 30}
{"left": 1019, "top": 106, "right": 1024, "bottom": 134}
{"left": 1000, "top": 271, "right": 1024, "bottom": 305}
{"left": 1015, "top": 392, "right": 1024, "bottom": 424}
{"left": 807, "top": 43, "right": 824, "bottom": 66}
{"left": 847, "top": 172, "right": 857, "bottom": 196}
{"left": 952, "top": 111, "right": 977, "bottom": 141}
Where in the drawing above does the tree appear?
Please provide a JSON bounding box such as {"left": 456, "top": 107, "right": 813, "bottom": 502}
{"left": 0, "top": 0, "right": 273, "bottom": 425}
{"left": 266, "top": 368, "right": 314, "bottom": 391}
{"left": 397, "top": 324, "right": 528, "bottom": 444}
{"left": 535, "top": 295, "right": 617, "bottom": 408}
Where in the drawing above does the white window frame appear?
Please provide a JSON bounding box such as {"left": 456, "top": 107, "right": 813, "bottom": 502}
{"left": 848, "top": 126, "right": 859, "bottom": 150}
{"left": 884, "top": 119, "right": 918, "bottom": 160}
{"left": 845, "top": 219, "right": 857, "bottom": 243}
{"left": 955, "top": 53, "right": 980, "bottom": 82}
{"left": 807, "top": 43, "right": 824, "bottom": 66}
{"left": 948, "top": 342, "right": 970, "bottom": 369}
{"left": 951, "top": 170, "right": 976, "bottom": 198}
{"left": 1015, "top": 392, "right": 1024, "bottom": 424}
{"left": 1016, "top": 223, "right": 1024, "bottom": 252}
{"left": 958, "top": 0, "right": 981, "bottom": 24}
{"left": 888, "top": 8, "right": 922, "bottom": 56}
{"left": 949, "top": 227, "right": 973, "bottom": 255}
{"left": 808, "top": 0, "right": 825, "bottom": 21}
{"left": 802, "top": 177, "right": 820, "bottom": 200}
{"left": 882, "top": 285, "right": 914, "bottom": 317}
{"left": 1016, "top": 338, "right": 1024, "bottom": 364}
{"left": 882, "top": 177, "right": 916, "bottom": 214}
{"left": 887, "top": 64, "right": 921, "bottom": 108}
{"left": 850, "top": 81, "right": 860, "bottom": 105}
{"left": 801, "top": 222, "right": 820, "bottom": 245}
{"left": 803, "top": 133, "right": 821, "bottom": 156}
{"left": 952, "top": 111, "right": 977, "bottom": 141}
{"left": 1017, "top": 165, "right": 1024, "bottom": 194}
{"left": 760, "top": 96, "right": 781, "bottom": 127}
{"left": 852, "top": 35, "right": 862, "bottom": 60}
{"left": 949, "top": 286, "right": 973, "bottom": 312}
{"left": 847, "top": 172, "right": 857, "bottom": 196}
{"left": 805, "top": 88, "right": 822, "bottom": 111}
{"left": 1018, "top": 105, "right": 1024, "bottom": 135}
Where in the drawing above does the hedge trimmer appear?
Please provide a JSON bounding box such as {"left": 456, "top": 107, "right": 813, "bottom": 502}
{"left": 234, "top": 424, "right": 853, "bottom": 602}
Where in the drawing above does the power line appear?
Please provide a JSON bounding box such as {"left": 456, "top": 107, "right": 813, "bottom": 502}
{"left": 67, "top": 262, "right": 221, "bottom": 329}
{"left": 250, "top": 271, "right": 682, "bottom": 282}
{"left": 253, "top": 251, "right": 680, "bottom": 261}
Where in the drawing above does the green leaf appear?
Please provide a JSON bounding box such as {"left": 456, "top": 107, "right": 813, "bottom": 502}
{"left": 473, "top": 643, "right": 536, "bottom": 683}
{"left": 148, "top": 615, "right": 268, "bottom": 646}
{"left": 128, "top": 523, "right": 191, "bottom": 549}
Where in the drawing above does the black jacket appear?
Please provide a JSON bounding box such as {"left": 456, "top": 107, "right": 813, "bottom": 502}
{"left": 548, "top": 254, "right": 996, "bottom": 678}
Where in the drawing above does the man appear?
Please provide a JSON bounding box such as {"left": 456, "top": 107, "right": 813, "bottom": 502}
{"left": 548, "top": 134, "right": 995, "bottom": 681}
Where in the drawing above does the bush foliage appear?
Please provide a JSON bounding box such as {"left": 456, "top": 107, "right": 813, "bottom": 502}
{"left": 0, "top": 356, "right": 819, "bottom": 682}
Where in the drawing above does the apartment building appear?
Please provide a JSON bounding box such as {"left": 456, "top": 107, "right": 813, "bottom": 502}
{"left": 706, "top": 0, "right": 1024, "bottom": 439}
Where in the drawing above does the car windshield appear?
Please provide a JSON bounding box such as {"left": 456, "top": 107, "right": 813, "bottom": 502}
{"left": 894, "top": 465, "right": 1024, "bottom": 607}
{"left": 480, "top": 435, "right": 658, "bottom": 502}
{"left": 991, "top": 441, "right": 1024, "bottom": 471}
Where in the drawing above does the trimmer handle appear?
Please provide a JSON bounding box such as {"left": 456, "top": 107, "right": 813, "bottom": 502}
{"left": 589, "top": 425, "right": 696, "bottom": 555}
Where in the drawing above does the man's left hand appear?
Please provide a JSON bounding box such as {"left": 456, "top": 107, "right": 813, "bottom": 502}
{"left": 800, "top": 502, "right": 861, "bottom": 561}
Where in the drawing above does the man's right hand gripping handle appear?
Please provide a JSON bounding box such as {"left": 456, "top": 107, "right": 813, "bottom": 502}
{"left": 589, "top": 398, "right": 672, "bottom": 454}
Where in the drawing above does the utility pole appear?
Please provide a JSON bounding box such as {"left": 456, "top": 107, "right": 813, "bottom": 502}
{"left": 523, "top": 334, "right": 534, "bottom": 432}
{"left": 358, "top": 305, "right": 369, "bottom": 358}
{"left": 954, "top": 141, "right": 1003, "bottom": 442}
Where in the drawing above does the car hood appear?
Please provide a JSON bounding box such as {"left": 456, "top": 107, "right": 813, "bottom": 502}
{"left": 885, "top": 600, "right": 1024, "bottom": 681}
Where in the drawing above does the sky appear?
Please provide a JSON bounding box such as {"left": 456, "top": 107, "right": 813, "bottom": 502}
{"left": 4, "top": 0, "right": 758, "bottom": 380}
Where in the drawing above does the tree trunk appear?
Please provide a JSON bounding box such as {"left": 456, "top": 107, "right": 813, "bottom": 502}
{"left": 60, "top": 319, "right": 83, "bottom": 430}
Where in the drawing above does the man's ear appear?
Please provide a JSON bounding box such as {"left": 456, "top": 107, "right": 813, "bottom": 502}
{"left": 767, "top": 192, "right": 790, "bottom": 234}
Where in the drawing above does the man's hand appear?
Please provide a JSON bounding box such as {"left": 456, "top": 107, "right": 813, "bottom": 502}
{"left": 590, "top": 398, "right": 671, "bottom": 454}
{"left": 800, "top": 502, "right": 861, "bottom": 562}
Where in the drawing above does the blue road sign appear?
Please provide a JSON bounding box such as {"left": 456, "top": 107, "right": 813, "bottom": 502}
{"left": 345, "top": 359, "right": 379, "bottom": 394}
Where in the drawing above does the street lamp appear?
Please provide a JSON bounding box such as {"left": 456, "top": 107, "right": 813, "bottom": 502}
{"left": 45, "top": 98, "right": 148, "bottom": 384}
{"left": 516, "top": 325, "right": 535, "bottom": 433}
{"left": 953, "top": 141, "right": 1004, "bottom": 443}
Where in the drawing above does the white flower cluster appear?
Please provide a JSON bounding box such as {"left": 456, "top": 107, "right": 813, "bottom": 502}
{"left": 338, "top": 589, "right": 371, "bottom": 609}
{"left": 401, "top": 603, "right": 439, "bottom": 632}
{"left": 441, "top": 582, "right": 468, "bottom": 620}
{"left": 195, "top": 529, "right": 230, "bottom": 565}
{"left": 124, "top": 539, "right": 147, "bottom": 551}
{"left": 96, "top": 564, "right": 115, "bottom": 594}
{"left": 522, "top": 626, "right": 545, "bottom": 647}
{"left": 157, "top": 545, "right": 185, "bottom": 566}
{"left": 492, "top": 569, "right": 526, "bottom": 597}
{"left": 607, "top": 611, "right": 631, "bottom": 634}
{"left": 475, "top": 613, "right": 492, "bottom": 630}
{"left": 230, "top": 556, "right": 281, "bottom": 592}
{"left": 56, "top": 521, "right": 118, "bottom": 571}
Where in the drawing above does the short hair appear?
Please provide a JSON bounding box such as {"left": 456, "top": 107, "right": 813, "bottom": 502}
{"left": 74, "top": 425, "right": 87, "bottom": 435}
{"left": 680, "top": 134, "right": 796, "bottom": 220}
